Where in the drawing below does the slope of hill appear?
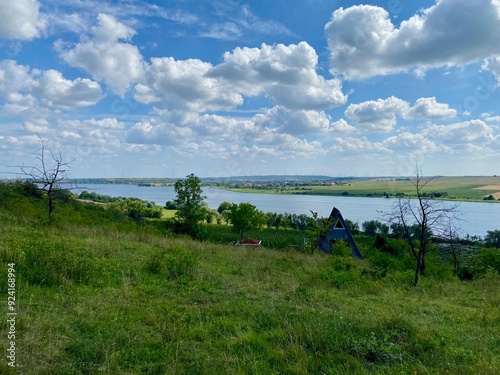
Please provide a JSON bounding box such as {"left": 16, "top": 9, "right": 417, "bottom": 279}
{"left": 0, "top": 188, "right": 499, "bottom": 374}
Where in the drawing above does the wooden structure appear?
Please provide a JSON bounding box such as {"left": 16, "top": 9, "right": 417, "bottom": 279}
{"left": 317, "top": 207, "right": 363, "bottom": 258}
{"left": 231, "top": 238, "right": 262, "bottom": 246}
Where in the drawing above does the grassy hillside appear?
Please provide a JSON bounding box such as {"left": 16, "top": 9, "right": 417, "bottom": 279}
{"left": 0, "top": 190, "right": 499, "bottom": 374}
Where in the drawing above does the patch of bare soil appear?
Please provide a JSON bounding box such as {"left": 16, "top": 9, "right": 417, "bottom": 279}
{"left": 474, "top": 185, "right": 500, "bottom": 190}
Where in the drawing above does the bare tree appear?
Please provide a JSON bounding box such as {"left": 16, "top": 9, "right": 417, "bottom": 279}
{"left": 21, "top": 136, "right": 74, "bottom": 221}
{"left": 442, "top": 221, "right": 464, "bottom": 276}
{"left": 387, "top": 163, "right": 460, "bottom": 286}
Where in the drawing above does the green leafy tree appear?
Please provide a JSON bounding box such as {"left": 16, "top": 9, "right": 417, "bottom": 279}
{"left": 217, "top": 201, "right": 232, "bottom": 214}
{"left": 112, "top": 198, "right": 162, "bottom": 224}
{"left": 345, "top": 219, "right": 360, "bottom": 235}
{"left": 227, "top": 202, "right": 264, "bottom": 240}
{"left": 20, "top": 180, "right": 43, "bottom": 199}
{"left": 173, "top": 173, "right": 206, "bottom": 237}
{"left": 281, "top": 213, "right": 292, "bottom": 230}
{"left": 165, "top": 200, "right": 177, "bottom": 210}
{"left": 265, "top": 212, "right": 276, "bottom": 230}
{"left": 308, "top": 211, "right": 335, "bottom": 252}
{"left": 332, "top": 240, "right": 351, "bottom": 257}
{"left": 362, "top": 220, "right": 389, "bottom": 236}
{"left": 265, "top": 212, "right": 283, "bottom": 230}
{"left": 485, "top": 230, "right": 500, "bottom": 249}
{"left": 205, "top": 206, "right": 218, "bottom": 224}
{"left": 292, "top": 214, "right": 310, "bottom": 231}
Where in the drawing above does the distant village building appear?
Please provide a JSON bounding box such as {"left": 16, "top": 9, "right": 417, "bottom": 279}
{"left": 317, "top": 207, "right": 363, "bottom": 258}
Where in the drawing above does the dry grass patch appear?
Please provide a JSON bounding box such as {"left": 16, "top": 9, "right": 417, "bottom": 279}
{"left": 473, "top": 185, "right": 500, "bottom": 190}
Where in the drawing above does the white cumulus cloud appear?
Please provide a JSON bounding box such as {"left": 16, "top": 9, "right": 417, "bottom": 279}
{"left": 482, "top": 57, "right": 500, "bottom": 86}
{"left": 331, "top": 136, "right": 387, "bottom": 154}
{"left": 383, "top": 133, "right": 450, "bottom": 153}
{"left": 0, "top": 60, "right": 34, "bottom": 101}
{"left": 32, "top": 70, "right": 103, "bottom": 109}
{"left": 344, "top": 96, "right": 409, "bottom": 132}
{"left": 137, "top": 57, "right": 243, "bottom": 112}
{"left": 137, "top": 41, "right": 346, "bottom": 112}
{"left": 422, "top": 120, "right": 494, "bottom": 145}
{"left": 382, "top": 120, "right": 496, "bottom": 155}
{"left": 56, "top": 13, "right": 145, "bottom": 96}
{"left": 210, "top": 42, "right": 347, "bottom": 110}
{"left": 344, "top": 96, "right": 456, "bottom": 132}
{"left": 0, "top": 60, "right": 102, "bottom": 110}
{"left": 326, "top": 0, "right": 500, "bottom": 79}
{"left": 406, "top": 97, "right": 457, "bottom": 120}
{"left": 0, "top": 0, "right": 47, "bottom": 40}
{"left": 128, "top": 120, "right": 193, "bottom": 146}
{"left": 254, "top": 106, "right": 331, "bottom": 135}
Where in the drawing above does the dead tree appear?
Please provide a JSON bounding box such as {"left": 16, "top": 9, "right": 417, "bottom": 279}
{"left": 387, "top": 164, "right": 460, "bottom": 286}
{"left": 21, "top": 136, "right": 74, "bottom": 221}
{"left": 442, "top": 221, "right": 464, "bottom": 276}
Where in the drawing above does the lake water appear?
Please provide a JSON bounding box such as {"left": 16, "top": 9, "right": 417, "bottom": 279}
{"left": 74, "top": 183, "right": 499, "bottom": 238}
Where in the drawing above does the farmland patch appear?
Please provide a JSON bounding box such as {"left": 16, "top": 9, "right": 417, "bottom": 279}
{"left": 473, "top": 184, "right": 500, "bottom": 190}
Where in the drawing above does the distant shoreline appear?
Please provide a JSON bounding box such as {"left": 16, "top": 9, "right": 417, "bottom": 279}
{"left": 64, "top": 175, "right": 500, "bottom": 204}
{"left": 212, "top": 186, "right": 500, "bottom": 204}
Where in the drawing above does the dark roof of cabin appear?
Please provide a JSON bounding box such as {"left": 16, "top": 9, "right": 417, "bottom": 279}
{"left": 329, "top": 207, "right": 342, "bottom": 220}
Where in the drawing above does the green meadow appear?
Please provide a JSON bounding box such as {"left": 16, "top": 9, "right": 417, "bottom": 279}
{"left": 1, "top": 183, "right": 499, "bottom": 374}
{"left": 223, "top": 176, "right": 500, "bottom": 201}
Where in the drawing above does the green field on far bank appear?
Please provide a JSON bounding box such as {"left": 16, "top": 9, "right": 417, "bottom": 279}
{"left": 221, "top": 176, "right": 500, "bottom": 202}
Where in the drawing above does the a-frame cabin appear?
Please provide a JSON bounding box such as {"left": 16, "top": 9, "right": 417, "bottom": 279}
{"left": 317, "top": 207, "right": 363, "bottom": 258}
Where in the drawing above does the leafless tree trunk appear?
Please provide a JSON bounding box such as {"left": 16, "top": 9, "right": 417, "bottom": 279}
{"left": 442, "top": 222, "right": 463, "bottom": 276}
{"left": 20, "top": 136, "right": 74, "bottom": 221}
{"left": 387, "top": 163, "right": 460, "bottom": 286}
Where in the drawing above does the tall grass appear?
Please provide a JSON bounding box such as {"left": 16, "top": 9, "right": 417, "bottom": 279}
{"left": 0, "top": 197, "right": 499, "bottom": 374}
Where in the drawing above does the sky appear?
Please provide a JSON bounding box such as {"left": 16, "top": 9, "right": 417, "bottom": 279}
{"left": 1, "top": 0, "right": 500, "bottom": 178}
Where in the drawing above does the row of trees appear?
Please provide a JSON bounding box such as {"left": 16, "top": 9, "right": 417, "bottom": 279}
{"left": 170, "top": 168, "right": 500, "bottom": 287}
{"left": 171, "top": 173, "right": 266, "bottom": 240}
{"left": 171, "top": 175, "right": 357, "bottom": 241}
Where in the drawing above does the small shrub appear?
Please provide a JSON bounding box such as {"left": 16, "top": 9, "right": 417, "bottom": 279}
{"left": 320, "top": 257, "right": 363, "bottom": 288}
{"left": 145, "top": 255, "right": 163, "bottom": 275}
{"left": 459, "top": 248, "right": 500, "bottom": 280}
{"left": 369, "top": 251, "right": 397, "bottom": 271}
{"left": 476, "top": 248, "right": 500, "bottom": 275}
{"left": 425, "top": 256, "right": 456, "bottom": 281}
{"left": 332, "top": 240, "right": 351, "bottom": 257}
{"left": 457, "top": 266, "right": 475, "bottom": 281}
{"left": 372, "top": 234, "right": 404, "bottom": 256}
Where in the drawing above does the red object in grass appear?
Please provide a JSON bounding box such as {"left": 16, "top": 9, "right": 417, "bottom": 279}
{"left": 237, "top": 238, "right": 262, "bottom": 246}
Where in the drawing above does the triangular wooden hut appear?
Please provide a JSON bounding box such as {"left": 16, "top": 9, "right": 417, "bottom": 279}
{"left": 317, "top": 207, "right": 363, "bottom": 258}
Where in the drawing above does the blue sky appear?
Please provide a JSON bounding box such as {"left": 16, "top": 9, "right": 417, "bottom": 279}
{"left": 1, "top": 0, "right": 499, "bottom": 178}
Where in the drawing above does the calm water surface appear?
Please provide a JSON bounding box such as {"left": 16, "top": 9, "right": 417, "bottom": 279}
{"left": 76, "top": 184, "right": 499, "bottom": 238}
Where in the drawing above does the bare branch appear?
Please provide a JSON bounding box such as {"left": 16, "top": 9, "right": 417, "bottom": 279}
{"left": 387, "top": 161, "right": 461, "bottom": 286}
{"left": 18, "top": 135, "right": 75, "bottom": 221}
